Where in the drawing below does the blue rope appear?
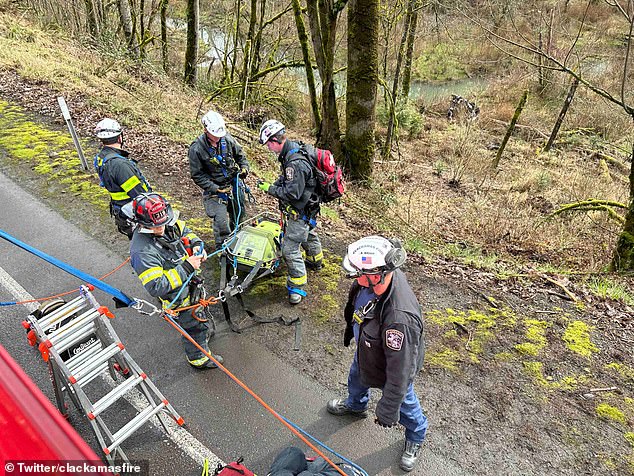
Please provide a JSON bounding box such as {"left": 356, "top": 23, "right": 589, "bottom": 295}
{"left": 281, "top": 416, "right": 369, "bottom": 476}
{"left": 0, "top": 229, "right": 135, "bottom": 307}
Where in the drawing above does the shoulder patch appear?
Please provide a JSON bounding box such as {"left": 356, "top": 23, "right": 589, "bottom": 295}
{"left": 285, "top": 166, "right": 294, "bottom": 181}
{"left": 385, "top": 329, "right": 404, "bottom": 351}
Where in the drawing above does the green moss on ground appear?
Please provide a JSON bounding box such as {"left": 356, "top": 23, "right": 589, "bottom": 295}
{"left": 562, "top": 320, "right": 599, "bottom": 358}
{"left": 0, "top": 100, "right": 108, "bottom": 212}
{"left": 596, "top": 403, "right": 627, "bottom": 425}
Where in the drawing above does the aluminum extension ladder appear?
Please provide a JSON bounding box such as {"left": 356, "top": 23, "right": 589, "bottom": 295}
{"left": 23, "top": 285, "right": 184, "bottom": 465}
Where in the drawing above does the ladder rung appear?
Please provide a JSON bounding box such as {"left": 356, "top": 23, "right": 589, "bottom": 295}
{"left": 48, "top": 308, "right": 98, "bottom": 343}
{"left": 107, "top": 402, "right": 166, "bottom": 453}
{"left": 37, "top": 295, "right": 87, "bottom": 331}
{"left": 91, "top": 375, "right": 144, "bottom": 418}
{"left": 71, "top": 343, "right": 122, "bottom": 385}
{"left": 79, "top": 362, "right": 109, "bottom": 388}
{"left": 51, "top": 311, "right": 100, "bottom": 353}
{"left": 65, "top": 340, "right": 102, "bottom": 370}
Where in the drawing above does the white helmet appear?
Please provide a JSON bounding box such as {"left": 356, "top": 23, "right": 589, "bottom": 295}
{"left": 259, "top": 119, "right": 285, "bottom": 144}
{"left": 201, "top": 110, "right": 227, "bottom": 137}
{"left": 342, "top": 235, "right": 407, "bottom": 277}
{"left": 95, "top": 118, "right": 122, "bottom": 140}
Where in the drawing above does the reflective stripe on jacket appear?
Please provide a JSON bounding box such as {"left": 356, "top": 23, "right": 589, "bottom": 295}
{"left": 94, "top": 146, "right": 151, "bottom": 206}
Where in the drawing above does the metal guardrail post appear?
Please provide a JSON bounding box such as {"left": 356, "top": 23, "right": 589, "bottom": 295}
{"left": 57, "top": 96, "right": 89, "bottom": 172}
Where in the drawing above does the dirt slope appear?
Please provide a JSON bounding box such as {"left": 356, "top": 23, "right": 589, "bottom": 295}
{"left": 1, "top": 69, "right": 633, "bottom": 476}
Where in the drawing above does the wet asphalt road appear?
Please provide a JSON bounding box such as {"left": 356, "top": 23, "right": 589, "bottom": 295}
{"left": 0, "top": 170, "right": 473, "bottom": 476}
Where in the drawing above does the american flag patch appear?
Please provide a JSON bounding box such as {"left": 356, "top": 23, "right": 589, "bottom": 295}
{"left": 361, "top": 256, "right": 372, "bottom": 264}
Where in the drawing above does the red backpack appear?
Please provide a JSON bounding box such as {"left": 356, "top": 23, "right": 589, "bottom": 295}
{"left": 288, "top": 144, "right": 346, "bottom": 203}
{"left": 213, "top": 458, "right": 256, "bottom": 476}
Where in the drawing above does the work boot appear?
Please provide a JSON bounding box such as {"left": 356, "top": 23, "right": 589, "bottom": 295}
{"left": 304, "top": 259, "right": 323, "bottom": 271}
{"left": 326, "top": 399, "right": 368, "bottom": 418}
{"left": 289, "top": 293, "right": 302, "bottom": 305}
{"left": 399, "top": 440, "right": 422, "bottom": 472}
{"left": 188, "top": 354, "right": 224, "bottom": 370}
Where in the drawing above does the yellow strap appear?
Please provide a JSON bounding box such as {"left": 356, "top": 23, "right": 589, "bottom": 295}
{"left": 201, "top": 458, "right": 209, "bottom": 476}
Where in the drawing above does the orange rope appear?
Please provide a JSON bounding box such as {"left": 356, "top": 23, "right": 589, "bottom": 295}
{"left": 11, "top": 258, "right": 131, "bottom": 305}
{"left": 162, "top": 314, "right": 349, "bottom": 476}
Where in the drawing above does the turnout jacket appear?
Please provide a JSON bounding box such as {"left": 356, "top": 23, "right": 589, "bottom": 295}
{"left": 268, "top": 140, "right": 319, "bottom": 215}
{"left": 94, "top": 146, "right": 151, "bottom": 207}
{"left": 343, "top": 270, "right": 425, "bottom": 425}
{"left": 188, "top": 133, "right": 249, "bottom": 194}
{"left": 130, "top": 221, "right": 202, "bottom": 308}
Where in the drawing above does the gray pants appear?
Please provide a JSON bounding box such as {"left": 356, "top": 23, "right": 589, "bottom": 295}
{"left": 203, "top": 189, "right": 245, "bottom": 249}
{"left": 283, "top": 217, "right": 322, "bottom": 290}
{"left": 178, "top": 307, "right": 210, "bottom": 361}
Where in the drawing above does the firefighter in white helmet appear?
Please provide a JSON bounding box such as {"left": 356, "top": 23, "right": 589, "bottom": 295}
{"left": 326, "top": 235, "right": 427, "bottom": 472}
{"left": 93, "top": 118, "right": 152, "bottom": 239}
{"left": 257, "top": 119, "right": 323, "bottom": 305}
{"left": 188, "top": 110, "right": 250, "bottom": 250}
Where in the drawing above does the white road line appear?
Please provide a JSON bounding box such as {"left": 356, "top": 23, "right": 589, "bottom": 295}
{"left": 0, "top": 265, "right": 223, "bottom": 469}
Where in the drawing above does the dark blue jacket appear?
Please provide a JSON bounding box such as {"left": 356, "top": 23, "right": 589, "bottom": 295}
{"left": 343, "top": 269, "right": 425, "bottom": 425}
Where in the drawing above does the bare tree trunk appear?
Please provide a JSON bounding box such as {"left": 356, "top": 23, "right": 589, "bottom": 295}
{"left": 292, "top": 0, "right": 321, "bottom": 130}
{"left": 139, "top": 0, "right": 147, "bottom": 59}
{"left": 250, "top": 0, "right": 267, "bottom": 77}
{"left": 346, "top": 0, "right": 379, "bottom": 181}
{"left": 544, "top": 77, "right": 579, "bottom": 152}
{"left": 118, "top": 0, "right": 139, "bottom": 58}
{"left": 160, "top": 0, "right": 168, "bottom": 72}
{"left": 383, "top": 0, "right": 413, "bottom": 159}
{"left": 537, "top": 32, "right": 544, "bottom": 89}
{"left": 305, "top": 0, "right": 346, "bottom": 156}
{"left": 230, "top": 0, "right": 241, "bottom": 82}
{"left": 492, "top": 90, "right": 528, "bottom": 169}
{"left": 239, "top": 0, "right": 258, "bottom": 110}
{"left": 401, "top": 1, "right": 418, "bottom": 101}
{"left": 84, "top": 0, "right": 99, "bottom": 39}
{"left": 184, "top": 0, "right": 199, "bottom": 86}
{"left": 612, "top": 138, "right": 634, "bottom": 270}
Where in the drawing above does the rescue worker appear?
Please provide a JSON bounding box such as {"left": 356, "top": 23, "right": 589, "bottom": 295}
{"left": 326, "top": 236, "right": 427, "bottom": 472}
{"left": 267, "top": 447, "right": 356, "bottom": 476}
{"left": 188, "top": 110, "right": 250, "bottom": 250}
{"left": 257, "top": 119, "right": 323, "bottom": 305}
{"left": 129, "top": 192, "right": 224, "bottom": 369}
{"left": 94, "top": 118, "right": 152, "bottom": 239}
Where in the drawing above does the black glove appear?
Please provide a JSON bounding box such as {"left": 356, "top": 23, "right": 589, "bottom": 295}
{"left": 343, "top": 322, "right": 354, "bottom": 347}
{"left": 374, "top": 417, "right": 397, "bottom": 428}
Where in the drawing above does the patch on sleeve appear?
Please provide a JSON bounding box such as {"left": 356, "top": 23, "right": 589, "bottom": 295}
{"left": 385, "top": 329, "right": 404, "bottom": 351}
{"left": 285, "top": 166, "right": 294, "bottom": 181}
